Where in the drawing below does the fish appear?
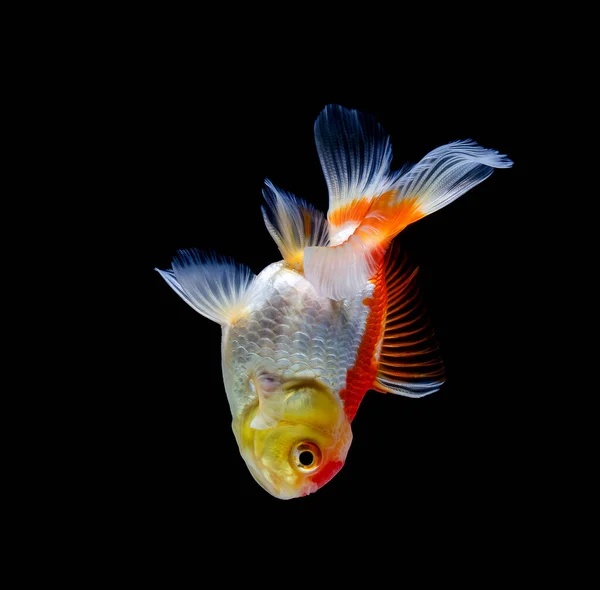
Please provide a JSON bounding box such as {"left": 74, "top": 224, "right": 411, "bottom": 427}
{"left": 156, "top": 105, "right": 512, "bottom": 499}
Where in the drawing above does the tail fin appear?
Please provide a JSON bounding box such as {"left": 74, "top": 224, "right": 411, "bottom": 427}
{"left": 395, "top": 140, "right": 513, "bottom": 216}
{"left": 305, "top": 105, "right": 407, "bottom": 300}
{"left": 304, "top": 105, "right": 513, "bottom": 300}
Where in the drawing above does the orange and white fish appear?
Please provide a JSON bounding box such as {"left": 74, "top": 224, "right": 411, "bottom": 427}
{"left": 157, "top": 105, "right": 512, "bottom": 499}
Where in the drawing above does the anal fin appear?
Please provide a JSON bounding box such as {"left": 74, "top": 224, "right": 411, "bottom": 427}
{"left": 375, "top": 243, "right": 445, "bottom": 397}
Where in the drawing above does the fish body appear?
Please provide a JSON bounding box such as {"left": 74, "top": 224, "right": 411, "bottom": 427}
{"left": 157, "top": 105, "right": 512, "bottom": 499}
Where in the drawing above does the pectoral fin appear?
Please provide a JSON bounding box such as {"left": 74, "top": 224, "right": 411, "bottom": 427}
{"left": 156, "top": 249, "right": 256, "bottom": 326}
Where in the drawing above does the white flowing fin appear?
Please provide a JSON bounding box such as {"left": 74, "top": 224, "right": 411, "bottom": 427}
{"left": 261, "top": 180, "right": 329, "bottom": 271}
{"left": 155, "top": 249, "right": 256, "bottom": 325}
{"left": 306, "top": 104, "right": 404, "bottom": 299}
{"left": 314, "top": 104, "right": 401, "bottom": 246}
{"left": 395, "top": 140, "right": 513, "bottom": 215}
{"left": 304, "top": 189, "right": 421, "bottom": 300}
{"left": 306, "top": 113, "right": 513, "bottom": 300}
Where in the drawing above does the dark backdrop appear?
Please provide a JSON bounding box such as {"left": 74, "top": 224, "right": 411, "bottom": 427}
{"left": 115, "top": 72, "right": 536, "bottom": 543}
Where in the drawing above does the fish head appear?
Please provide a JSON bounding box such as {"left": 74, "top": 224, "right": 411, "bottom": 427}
{"left": 235, "top": 372, "right": 352, "bottom": 499}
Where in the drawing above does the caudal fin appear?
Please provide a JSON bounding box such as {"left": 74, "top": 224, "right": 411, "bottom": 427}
{"left": 395, "top": 140, "right": 513, "bottom": 216}
{"left": 304, "top": 105, "right": 512, "bottom": 300}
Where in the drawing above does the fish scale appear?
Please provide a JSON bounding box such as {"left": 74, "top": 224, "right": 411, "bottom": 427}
{"left": 157, "top": 104, "right": 512, "bottom": 498}
{"left": 222, "top": 262, "right": 373, "bottom": 423}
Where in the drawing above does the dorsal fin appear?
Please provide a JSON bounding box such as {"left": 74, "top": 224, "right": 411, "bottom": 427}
{"left": 375, "top": 243, "right": 445, "bottom": 397}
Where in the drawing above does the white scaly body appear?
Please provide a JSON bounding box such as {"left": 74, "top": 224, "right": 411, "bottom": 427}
{"left": 157, "top": 104, "right": 512, "bottom": 498}
{"left": 222, "top": 261, "right": 374, "bottom": 424}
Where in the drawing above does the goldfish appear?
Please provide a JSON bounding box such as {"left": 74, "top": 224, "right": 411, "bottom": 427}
{"left": 156, "top": 105, "right": 512, "bottom": 499}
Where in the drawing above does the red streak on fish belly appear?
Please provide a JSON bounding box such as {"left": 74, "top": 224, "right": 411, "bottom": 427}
{"left": 339, "top": 267, "right": 387, "bottom": 422}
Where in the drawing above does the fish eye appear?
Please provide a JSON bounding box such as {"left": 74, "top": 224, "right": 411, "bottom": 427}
{"left": 291, "top": 442, "right": 321, "bottom": 473}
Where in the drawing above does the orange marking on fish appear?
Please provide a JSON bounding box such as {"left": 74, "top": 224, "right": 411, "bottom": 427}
{"left": 328, "top": 198, "right": 373, "bottom": 227}
{"left": 302, "top": 208, "right": 312, "bottom": 239}
{"left": 308, "top": 460, "right": 344, "bottom": 490}
{"left": 355, "top": 194, "right": 424, "bottom": 248}
{"left": 339, "top": 265, "right": 388, "bottom": 422}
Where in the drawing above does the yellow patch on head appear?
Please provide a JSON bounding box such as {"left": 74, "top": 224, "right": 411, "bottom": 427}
{"left": 236, "top": 379, "right": 352, "bottom": 499}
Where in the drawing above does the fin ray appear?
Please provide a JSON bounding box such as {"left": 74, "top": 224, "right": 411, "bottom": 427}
{"left": 375, "top": 244, "right": 445, "bottom": 398}
{"left": 156, "top": 249, "right": 256, "bottom": 325}
{"left": 306, "top": 106, "right": 512, "bottom": 300}
{"left": 261, "top": 180, "right": 329, "bottom": 270}
{"left": 314, "top": 104, "right": 398, "bottom": 232}
{"left": 397, "top": 140, "right": 513, "bottom": 215}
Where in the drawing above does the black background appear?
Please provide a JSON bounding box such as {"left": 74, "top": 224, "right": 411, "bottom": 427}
{"left": 97, "top": 54, "right": 543, "bottom": 562}
{"left": 18, "top": 6, "right": 579, "bottom": 580}
{"left": 134, "top": 98, "right": 534, "bottom": 505}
